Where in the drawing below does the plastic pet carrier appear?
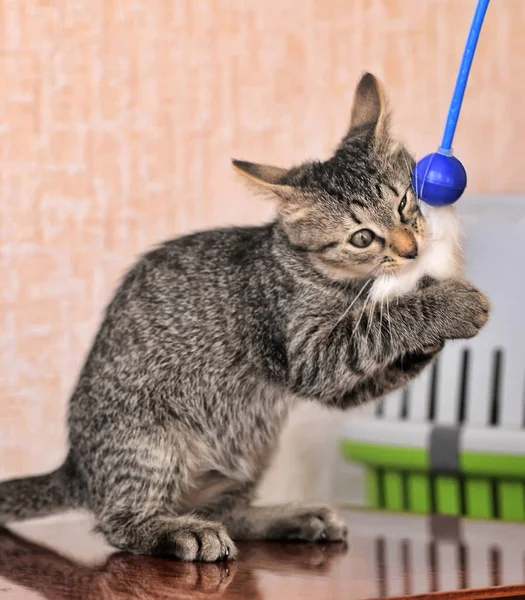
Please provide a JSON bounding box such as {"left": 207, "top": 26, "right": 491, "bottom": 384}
{"left": 341, "top": 197, "right": 525, "bottom": 521}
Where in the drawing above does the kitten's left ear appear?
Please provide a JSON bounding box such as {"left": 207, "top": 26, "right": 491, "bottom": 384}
{"left": 231, "top": 159, "right": 296, "bottom": 203}
{"left": 348, "top": 72, "right": 390, "bottom": 138}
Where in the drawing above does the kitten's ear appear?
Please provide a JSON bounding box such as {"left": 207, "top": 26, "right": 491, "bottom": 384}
{"left": 232, "top": 159, "right": 295, "bottom": 202}
{"left": 348, "top": 72, "right": 390, "bottom": 137}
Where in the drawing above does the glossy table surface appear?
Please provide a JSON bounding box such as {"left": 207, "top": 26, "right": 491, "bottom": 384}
{"left": 1, "top": 509, "right": 525, "bottom": 599}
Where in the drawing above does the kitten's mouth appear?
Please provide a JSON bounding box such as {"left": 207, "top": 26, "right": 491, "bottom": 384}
{"left": 380, "top": 264, "right": 401, "bottom": 276}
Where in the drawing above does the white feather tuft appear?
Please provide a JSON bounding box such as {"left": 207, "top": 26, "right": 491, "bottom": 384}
{"left": 371, "top": 206, "right": 463, "bottom": 302}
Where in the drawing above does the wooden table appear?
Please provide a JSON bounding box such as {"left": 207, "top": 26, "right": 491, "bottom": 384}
{"left": 1, "top": 509, "right": 525, "bottom": 599}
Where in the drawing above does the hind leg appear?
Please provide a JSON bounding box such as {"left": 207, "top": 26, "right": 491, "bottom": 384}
{"left": 97, "top": 509, "right": 237, "bottom": 561}
{"left": 86, "top": 429, "right": 237, "bottom": 561}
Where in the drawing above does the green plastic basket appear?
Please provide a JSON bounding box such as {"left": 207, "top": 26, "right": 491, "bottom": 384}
{"left": 341, "top": 198, "right": 525, "bottom": 521}
{"left": 341, "top": 356, "right": 525, "bottom": 522}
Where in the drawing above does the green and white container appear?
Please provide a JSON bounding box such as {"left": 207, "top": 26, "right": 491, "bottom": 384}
{"left": 341, "top": 197, "right": 525, "bottom": 521}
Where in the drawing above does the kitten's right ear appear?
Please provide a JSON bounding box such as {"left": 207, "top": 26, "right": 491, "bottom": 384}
{"left": 231, "top": 159, "right": 296, "bottom": 203}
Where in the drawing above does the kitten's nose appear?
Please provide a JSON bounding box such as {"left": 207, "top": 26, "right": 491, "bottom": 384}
{"left": 391, "top": 228, "right": 418, "bottom": 259}
{"left": 402, "top": 245, "right": 418, "bottom": 259}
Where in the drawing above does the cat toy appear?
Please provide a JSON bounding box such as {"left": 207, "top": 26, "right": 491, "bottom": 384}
{"left": 413, "top": 0, "right": 491, "bottom": 207}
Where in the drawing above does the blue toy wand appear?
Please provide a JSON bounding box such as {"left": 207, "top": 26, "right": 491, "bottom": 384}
{"left": 413, "top": 0, "right": 491, "bottom": 207}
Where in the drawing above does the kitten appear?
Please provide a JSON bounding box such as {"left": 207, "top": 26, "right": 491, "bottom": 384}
{"left": 0, "top": 73, "right": 490, "bottom": 561}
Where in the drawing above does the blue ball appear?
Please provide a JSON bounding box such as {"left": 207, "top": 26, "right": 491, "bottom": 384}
{"left": 412, "top": 152, "right": 467, "bottom": 207}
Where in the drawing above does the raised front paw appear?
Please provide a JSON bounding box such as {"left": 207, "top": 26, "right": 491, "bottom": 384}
{"left": 166, "top": 521, "right": 237, "bottom": 562}
{"left": 425, "top": 279, "right": 491, "bottom": 340}
{"left": 267, "top": 505, "right": 348, "bottom": 543}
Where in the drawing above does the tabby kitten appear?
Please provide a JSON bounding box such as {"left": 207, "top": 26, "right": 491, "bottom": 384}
{"left": 0, "top": 73, "right": 490, "bottom": 561}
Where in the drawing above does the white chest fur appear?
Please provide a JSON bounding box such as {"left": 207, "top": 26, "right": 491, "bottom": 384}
{"left": 371, "top": 206, "right": 463, "bottom": 301}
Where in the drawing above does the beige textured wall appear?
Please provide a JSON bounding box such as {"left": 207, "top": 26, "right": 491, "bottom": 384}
{"left": 1, "top": 0, "right": 524, "bottom": 480}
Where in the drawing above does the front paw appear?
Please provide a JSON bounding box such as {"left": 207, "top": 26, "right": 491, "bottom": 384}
{"left": 425, "top": 279, "right": 491, "bottom": 340}
{"left": 166, "top": 522, "right": 237, "bottom": 562}
{"left": 266, "top": 505, "right": 348, "bottom": 543}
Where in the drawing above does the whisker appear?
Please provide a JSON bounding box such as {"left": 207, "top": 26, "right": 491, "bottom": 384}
{"left": 329, "top": 264, "right": 383, "bottom": 334}
{"left": 385, "top": 295, "right": 394, "bottom": 352}
{"left": 378, "top": 299, "right": 385, "bottom": 352}
{"left": 401, "top": 150, "right": 412, "bottom": 181}
{"left": 401, "top": 150, "right": 421, "bottom": 207}
{"left": 366, "top": 295, "right": 377, "bottom": 339}
{"left": 350, "top": 286, "right": 374, "bottom": 343}
{"left": 329, "top": 278, "right": 371, "bottom": 334}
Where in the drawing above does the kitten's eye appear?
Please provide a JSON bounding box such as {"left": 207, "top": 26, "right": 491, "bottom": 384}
{"left": 398, "top": 194, "right": 407, "bottom": 214}
{"left": 349, "top": 229, "right": 375, "bottom": 248}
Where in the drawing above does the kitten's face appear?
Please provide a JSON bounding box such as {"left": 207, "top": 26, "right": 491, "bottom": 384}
{"left": 278, "top": 147, "right": 428, "bottom": 281}
{"left": 233, "top": 73, "right": 432, "bottom": 283}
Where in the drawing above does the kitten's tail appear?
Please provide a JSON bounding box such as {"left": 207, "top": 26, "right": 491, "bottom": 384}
{"left": 0, "top": 455, "right": 79, "bottom": 523}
